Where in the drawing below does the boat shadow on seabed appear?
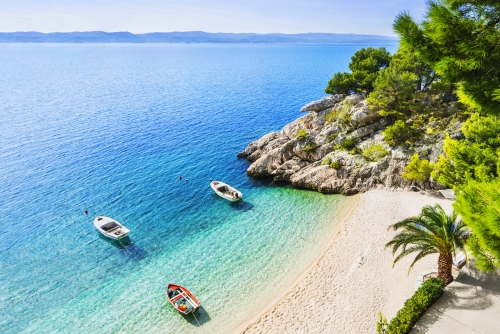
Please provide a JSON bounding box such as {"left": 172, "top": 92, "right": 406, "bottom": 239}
{"left": 229, "top": 200, "right": 254, "bottom": 212}
{"left": 98, "top": 234, "right": 149, "bottom": 261}
{"left": 183, "top": 306, "right": 211, "bottom": 327}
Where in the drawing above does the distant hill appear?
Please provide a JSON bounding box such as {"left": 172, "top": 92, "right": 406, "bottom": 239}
{"left": 0, "top": 31, "right": 398, "bottom": 44}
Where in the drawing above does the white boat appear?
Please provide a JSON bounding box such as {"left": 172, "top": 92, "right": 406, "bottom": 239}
{"left": 93, "top": 216, "right": 130, "bottom": 240}
{"left": 210, "top": 180, "right": 243, "bottom": 202}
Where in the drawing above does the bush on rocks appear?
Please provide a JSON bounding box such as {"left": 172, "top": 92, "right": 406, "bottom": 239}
{"left": 302, "top": 141, "right": 318, "bottom": 153}
{"left": 297, "top": 129, "right": 307, "bottom": 140}
{"left": 362, "top": 144, "right": 389, "bottom": 161}
{"left": 330, "top": 160, "right": 342, "bottom": 169}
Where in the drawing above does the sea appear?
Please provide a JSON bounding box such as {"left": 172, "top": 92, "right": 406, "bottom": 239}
{"left": 0, "top": 43, "right": 397, "bottom": 333}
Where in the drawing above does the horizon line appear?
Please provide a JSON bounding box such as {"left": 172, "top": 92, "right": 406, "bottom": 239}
{"left": 0, "top": 31, "right": 397, "bottom": 38}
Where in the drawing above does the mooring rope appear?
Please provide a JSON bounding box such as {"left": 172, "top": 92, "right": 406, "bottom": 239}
{"left": 117, "top": 238, "right": 141, "bottom": 262}
{"left": 192, "top": 312, "right": 206, "bottom": 333}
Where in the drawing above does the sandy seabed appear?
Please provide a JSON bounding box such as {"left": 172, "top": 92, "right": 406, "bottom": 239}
{"left": 238, "top": 190, "right": 453, "bottom": 334}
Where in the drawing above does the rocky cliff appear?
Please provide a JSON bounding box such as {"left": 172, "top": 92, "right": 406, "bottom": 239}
{"left": 238, "top": 94, "right": 463, "bottom": 195}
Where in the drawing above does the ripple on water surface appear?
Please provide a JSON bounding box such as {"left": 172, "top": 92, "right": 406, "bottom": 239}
{"left": 0, "top": 43, "right": 395, "bottom": 333}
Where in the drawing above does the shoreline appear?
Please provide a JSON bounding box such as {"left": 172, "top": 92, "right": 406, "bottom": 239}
{"left": 237, "top": 189, "right": 453, "bottom": 333}
{"left": 230, "top": 194, "right": 360, "bottom": 334}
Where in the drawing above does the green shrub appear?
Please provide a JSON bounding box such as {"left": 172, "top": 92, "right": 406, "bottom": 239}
{"left": 321, "top": 155, "right": 332, "bottom": 166}
{"left": 362, "top": 144, "right": 389, "bottom": 161}
{"left": 377, "top": 277, "right": 444, "bottom": 334}
{"left": 340, "top": 138, "right": 356, "bottom": 150}
{"left": 330, "top": 160, "right": 342, "bottom": 169}
{"left": 327, "top": 133, "right": 338, "bottom": 143}
{"left": 297, "top": 129, "right": 307, "bottom": 140}
{"left": 337, "top": 107, "right": 352, "bottom": 127}
{"left": 383, "top": 120, "right": 421, "bottom": 146}
{"left": 402, "top": 153, "right": 434, "bottom": 183}
{"left": 323, "top": 109, "right": 340, "bottom": 124}
{"left": 323, "top": 104, "right": 352, "bottom": 128}
{"left": 302, "top": 141, "right": 318, "bottom": 153}
{"left": 350, "top": 147, "right": 362, "bottom": 155}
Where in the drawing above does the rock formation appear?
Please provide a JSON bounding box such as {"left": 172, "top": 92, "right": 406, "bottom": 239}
{"left": 238, "top": 94, "right": 462, "bottom": 195}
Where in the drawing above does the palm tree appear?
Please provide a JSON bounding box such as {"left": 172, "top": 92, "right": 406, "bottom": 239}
{"left": 385, "top": 204, "right": 468, "bottom": 285}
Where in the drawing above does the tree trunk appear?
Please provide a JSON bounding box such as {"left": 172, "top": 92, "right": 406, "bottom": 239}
{"left": 438, "top": 253, "right": 454, "bottom": 286}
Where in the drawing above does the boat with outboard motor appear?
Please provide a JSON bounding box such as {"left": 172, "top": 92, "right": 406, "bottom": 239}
{"left": 93, "top": 216, "right": 130, "bottom": 240}
{"left": 210, "top": 180, "right": 242, "bottom": 202}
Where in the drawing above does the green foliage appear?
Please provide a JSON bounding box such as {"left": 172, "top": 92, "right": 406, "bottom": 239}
{"left": 376, "top": 312, "right": 389, "bottom": 334}
{"left": 322, "top": 108, "right": 342, "bottom": 125}
{"left": 386, "top": 204, "right": 468, "bottom": 284}
{"left": 383, "top": 120, "right": 420, "bottom": 146}
{"left": 432, "top": 114, "right": 500, "bottom": 187}
{"left": 321, "top": 155, "right": 332, "bottom": 166}
{"left": 297, "top": 129, "right": 307, "bottom": 140}
{"left": 325, "top": 47, "right": 392, "bottom": 95}
{"left": 324, "top": 72, "right": 357, "bottom": 95}
{"left": 367, "top": 49, "right": 437, "bottom": 119}
{"left": 337, "top": 108, "right": 352, "bottom": 129}
{"left": 339, "top": 138, "right": 356, "bottom": 150}
{"left": 302, "top": 141, "right": 318, "bottom": 153}
{"left": 378, "top": 278, "right": 444, "bottom": 334}
{"left": 454, "top": 179, "right": 500, "bottom": 272}
{"left": 362, "top": 144, "right": 390, "bottom": 162}
{"left": 394, "top": 0, "right": 500, "bottom": 114}
{"left": 327, "top": 133, "right": 338, "bottom": 143}
{"left": 402, "top": 154, "right": 435, "bottom": 183}
{"left": 330, "top": 160, "right": 342, "bottom": 169}
{"left": 350, "top": 147, "right": 362, "bottom": 155}
{"left": 322, "top": 104, "right": 353, "bottom": 130}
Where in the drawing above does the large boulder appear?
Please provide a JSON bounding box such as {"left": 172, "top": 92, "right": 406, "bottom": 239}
{"left": 300, "top": 95, "right": 343, "bottom": 112}
{"left": 349, "top": 122, "right": 384, "bottom": 139}
{"left": 350, "top": 101, "right": 381, "bottom": 126}
{"left": 343, "top": 94, "right": 364, "bottom": 106}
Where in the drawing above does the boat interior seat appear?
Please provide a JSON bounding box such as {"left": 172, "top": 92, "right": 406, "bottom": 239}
{"left": 106, "top": 226, "right": 121, "bottom": 233}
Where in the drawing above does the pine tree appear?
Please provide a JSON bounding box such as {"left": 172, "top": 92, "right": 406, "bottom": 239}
{"left": 454, "top": 179, "right": 500, "bottom": 272}
{"left": 325, "top": 47, "right": 392, "bottom": 95}
{"left": 394, "top": 0, "right": 500, "bottom": 114}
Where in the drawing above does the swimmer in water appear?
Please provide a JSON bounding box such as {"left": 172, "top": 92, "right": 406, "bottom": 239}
{"left": 84, "top": 210, "right": 88, "bottom": 215}
{"left": 179, "top": 176, "right": 182, "bottom": 180}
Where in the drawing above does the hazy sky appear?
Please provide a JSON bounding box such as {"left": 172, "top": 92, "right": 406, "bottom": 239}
{"left": 0, "top": 0, "right": 427, "bottom": 36}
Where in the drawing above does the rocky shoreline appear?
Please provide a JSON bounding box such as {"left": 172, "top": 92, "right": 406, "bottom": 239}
{"left": 238, "top": 94, "right": 462, "bottom": 195}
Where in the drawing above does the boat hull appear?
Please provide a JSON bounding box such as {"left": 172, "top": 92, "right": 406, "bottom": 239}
{"left": 93, "top": 216, "right": 130, "bottom": 240}
{"left": 210, "top": 181, "right": 243, "bottom": 202}
{"left": 97, "top": 229, "right": 130, "bottom": 240}
{"left": 166, "top": 284, "right": 200, "bottom": 315}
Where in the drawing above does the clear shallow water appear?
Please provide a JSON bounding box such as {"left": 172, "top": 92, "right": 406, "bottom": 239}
{"left": 0, "top": 43, "right": 396, "bottom": 333}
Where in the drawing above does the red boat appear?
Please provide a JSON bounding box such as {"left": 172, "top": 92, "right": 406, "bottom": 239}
{"left": 166, "top": 283, "right": 200, "bottom": 315}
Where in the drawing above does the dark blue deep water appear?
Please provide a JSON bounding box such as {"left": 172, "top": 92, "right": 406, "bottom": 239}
{"left": 0, "top": 43, "right": 397, "bottom": 333}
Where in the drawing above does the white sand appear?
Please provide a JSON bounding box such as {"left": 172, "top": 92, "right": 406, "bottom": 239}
{"left": 239, "top": 190, "right": 453, "bottom": 334}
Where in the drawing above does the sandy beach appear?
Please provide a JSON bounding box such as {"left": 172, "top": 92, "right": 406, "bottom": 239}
{"left": 239, "top": 190, "right": 453, "bottom": 334}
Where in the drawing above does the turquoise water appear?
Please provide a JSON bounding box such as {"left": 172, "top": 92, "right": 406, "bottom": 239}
{"left": 0, "top": 43, "right": 395, "bottom": 333}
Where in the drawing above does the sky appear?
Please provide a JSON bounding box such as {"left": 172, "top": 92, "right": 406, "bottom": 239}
{"left": 0, "top": 0, "right": 427, "bottom": 36}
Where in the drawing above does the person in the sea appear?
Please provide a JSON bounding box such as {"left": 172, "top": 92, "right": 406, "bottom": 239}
{"left": 179, "top": 176, "right": 182, "bottom": 180}
{"left": 84, "top": 210, "right": 88, "bottom": 215}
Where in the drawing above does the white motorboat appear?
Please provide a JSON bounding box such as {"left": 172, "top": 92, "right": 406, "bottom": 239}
{"left": 93, "top": 216, "right": 130, "bottom": 240}
{"left": 210, "top": 180, "right": 243, "bottom": 202}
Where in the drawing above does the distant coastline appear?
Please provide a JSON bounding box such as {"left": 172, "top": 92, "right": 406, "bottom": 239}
{"left": 0, "top": 31, "right": 398, "bottom": 44}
